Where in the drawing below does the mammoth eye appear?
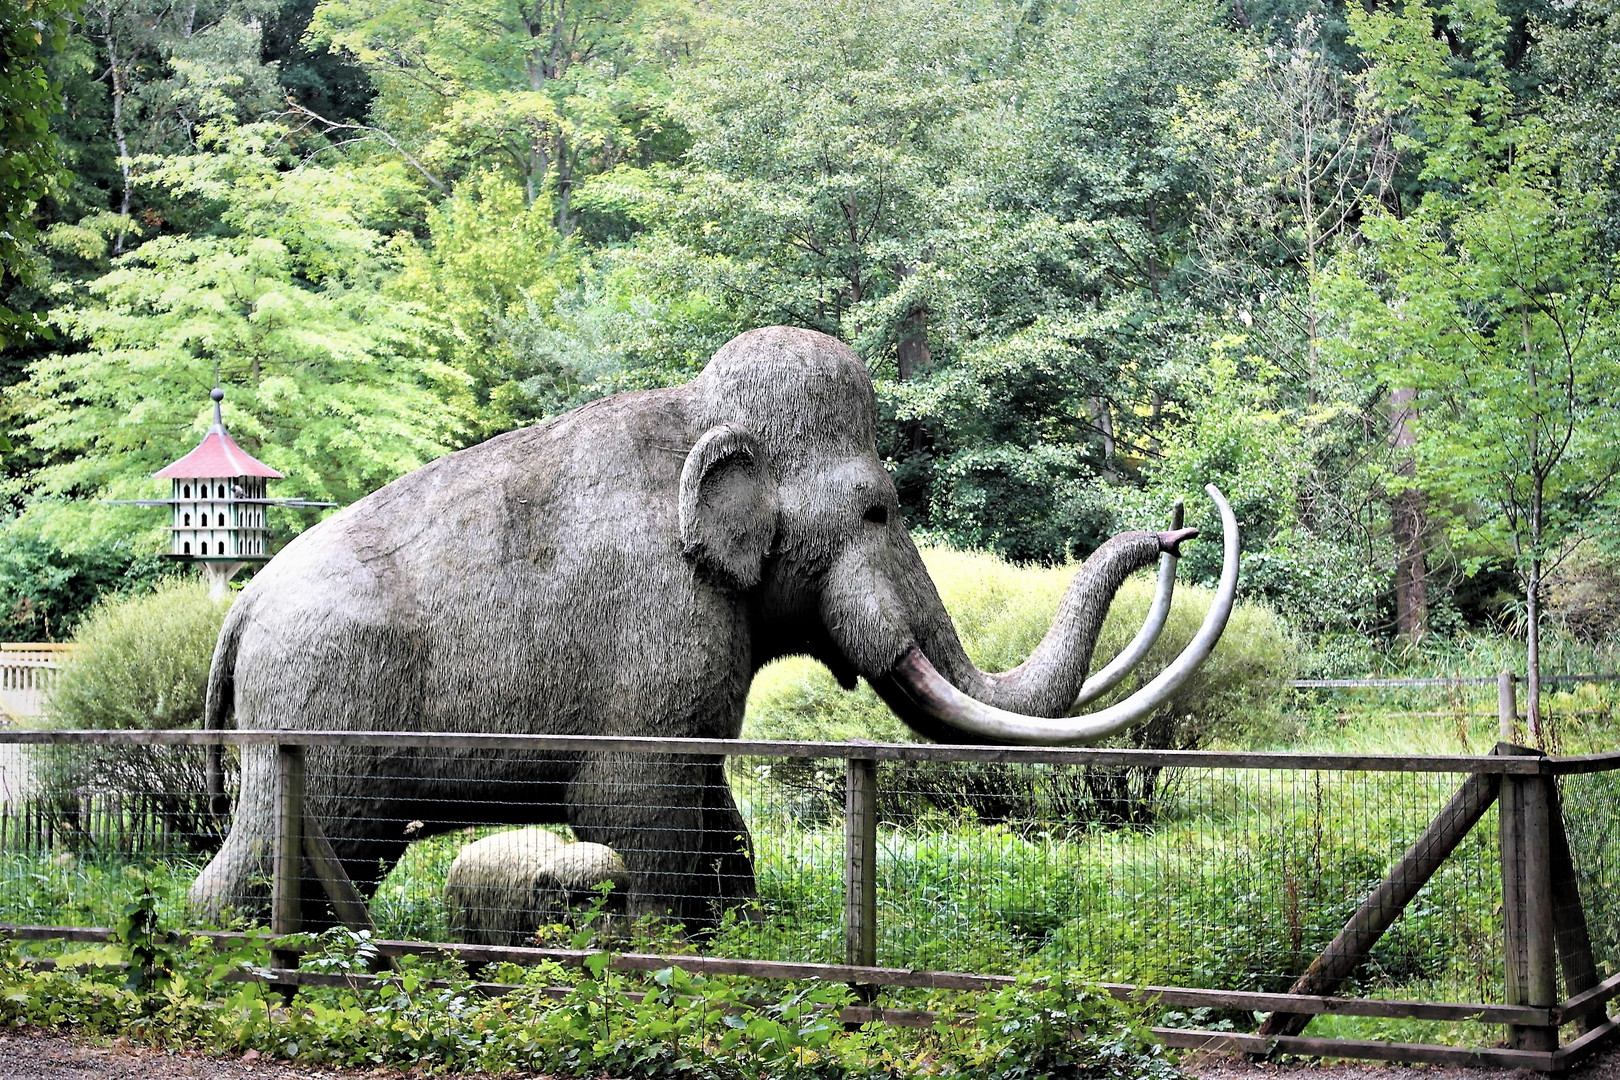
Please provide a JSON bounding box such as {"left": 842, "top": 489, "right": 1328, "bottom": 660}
{"left": 863, "top": 504, "right": 889, "bottom": 526}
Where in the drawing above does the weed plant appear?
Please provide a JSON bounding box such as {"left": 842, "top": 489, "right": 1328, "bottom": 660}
{"left": 0, "top": 851, "right": 200, "bottom": 929}
{"left": 0, "top": 886, "right": 1184, "bottom": 1080}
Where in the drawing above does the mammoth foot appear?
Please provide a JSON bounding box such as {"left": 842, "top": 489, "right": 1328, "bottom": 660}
{"left": 188, "top": 836, "right": 271, "bottom": 925}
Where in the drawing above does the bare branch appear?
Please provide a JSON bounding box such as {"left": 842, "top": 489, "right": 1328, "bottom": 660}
{"left": 280, "top": 98, "right": 447, "bottom": 193}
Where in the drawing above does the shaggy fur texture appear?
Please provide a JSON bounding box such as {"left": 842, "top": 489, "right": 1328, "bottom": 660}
{"left": 444, "top": 830, "right": 628, "bottom": 946}
{"left": 191, "top": 327, "right": 1167, "bottom": 929}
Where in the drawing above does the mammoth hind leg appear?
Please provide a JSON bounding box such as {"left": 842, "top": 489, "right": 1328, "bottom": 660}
{"left": 189, "top": 746, "right": 277, "bottom": 923}
{"left": 189, "top": 746, "right": 406, "bottom": 932}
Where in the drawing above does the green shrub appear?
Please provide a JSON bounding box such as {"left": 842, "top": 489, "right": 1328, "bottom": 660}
{"left": 37, "top": 580, "right": 231, "bottom": 850}
{"left": 47, "top": 578, "right": 228, "bottom": 731}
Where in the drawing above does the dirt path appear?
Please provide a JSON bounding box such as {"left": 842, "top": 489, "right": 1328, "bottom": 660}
{"left": 0, "top": 1031, "right": 411, "bottom": 1080}
{"left": 3, "top": 1028, "right": 1617, "bottom": 1079}
{"left": 1183, "top": 1042, "right": 1620, "bottom": 1080}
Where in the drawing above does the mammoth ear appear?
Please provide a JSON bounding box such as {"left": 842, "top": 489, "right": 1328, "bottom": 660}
{"left": 680, "top": 424, "right": 777, "bottom": 590}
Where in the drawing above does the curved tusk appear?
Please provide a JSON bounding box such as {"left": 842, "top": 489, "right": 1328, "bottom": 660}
{"left": 1074, "top": 499, "right": 1184, "bottom": 707}
{"left": 885, "top": 484, "right": 1240, "bottom": 746}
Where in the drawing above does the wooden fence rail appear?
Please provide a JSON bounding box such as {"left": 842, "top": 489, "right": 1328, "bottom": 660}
{"left": 0, "top": 726, "right": 1592, "bottom": 771}
{"left": 0, "top": 726, "right": 1616, "bottom": 1071}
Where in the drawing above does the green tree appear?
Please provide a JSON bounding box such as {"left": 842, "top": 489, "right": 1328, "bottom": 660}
{"left": 7, "top": 122, "right": 471, "bottom": 552}
{"left": 1533, "top": 0, "right": 1620, "bottom": 257}
{"left": 0, "top": 0, "right": 80, "bottom": 341}
{"left": 1325, "top": 0, "right": 1620, "bottom": 737}
{"left": 887, "top": 0, "right": 1238, "bottom": 560}
{"left": 74, "top": 0, "right": 284, "bottom": 251}
{"left": 389, "top": 172, "right": 582, "bottom": 436}
{"left": 1177, "top": 18, "right": 1427, "bottom": 641}
{"left": 309, "top": 0, "right": 693, "bottom": 233}
{"left": 646, "top": 0, "right": 1004, "bottom": 344}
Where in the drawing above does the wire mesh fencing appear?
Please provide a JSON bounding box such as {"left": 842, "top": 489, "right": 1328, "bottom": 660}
{"left": 0, "top": 730, "right": 1616, "bottom": 1066}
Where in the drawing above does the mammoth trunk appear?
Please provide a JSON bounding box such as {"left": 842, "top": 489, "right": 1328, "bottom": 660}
{"left": 840, "top": 531, "right": 1164, "bottom": 746}
{"left": 952, "top": 532, "right": 1165, "bottom": 716}
{"left": 870, "top": 486, "right": 1239, "bottom": 747}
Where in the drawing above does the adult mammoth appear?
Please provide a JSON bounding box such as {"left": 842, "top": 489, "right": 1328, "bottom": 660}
{"left": 190, "top": 326, "right": 1238, "bottom": 929}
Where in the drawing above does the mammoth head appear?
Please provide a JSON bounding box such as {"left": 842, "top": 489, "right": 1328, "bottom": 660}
{"left": 679, "top": 326, "right": 1240, "bottom": 748}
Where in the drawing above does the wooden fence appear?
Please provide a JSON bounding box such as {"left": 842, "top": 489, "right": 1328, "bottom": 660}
{"left": 0, "top": 643, "right": 74, "bottom": 722}
{"left": 0, "top": 725, "right": 1617, "bottom": 1072}
{"left": 0, "top": 788, "right": 193, "bottom": 853}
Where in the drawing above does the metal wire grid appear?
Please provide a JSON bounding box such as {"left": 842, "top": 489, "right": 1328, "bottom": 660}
{"left": 1562, "top": 770, "right": 1620, "bottom": 980}
{"left": 0, "top": 743, "right": 218, "bottom": 929}
{"left": 860, "top": 762, "right": 1503, "bottom": 997}
{"left": 0, "top": 740, "right": 1539, "bottom": 1009}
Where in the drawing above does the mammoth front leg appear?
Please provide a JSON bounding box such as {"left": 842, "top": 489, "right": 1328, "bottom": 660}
{"left": 567, "top": 753, "right": 756, "bottom": 933}
{"left": 699, "top": 762, "right": 758, "bottom": 916}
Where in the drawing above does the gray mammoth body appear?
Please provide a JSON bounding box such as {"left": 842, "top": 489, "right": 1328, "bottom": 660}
{"left": 192, "top": 326, "right": 1236, "bottom": 930}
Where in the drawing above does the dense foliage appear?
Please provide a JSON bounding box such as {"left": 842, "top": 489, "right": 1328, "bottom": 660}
{"left": 4, "top": 0, "right": 1620, "bottom": 690}
{"left": 0, "top": 891, "right": 1184, "bottom": 1080}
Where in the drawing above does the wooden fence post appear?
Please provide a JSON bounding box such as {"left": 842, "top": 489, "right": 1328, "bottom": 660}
{"left": 272, "top": 742, "right": 305, "bottom": 984}
{"left": 1499, "top": 744, "right": 1558, "bottom": 1053}
{"left": 1498, "top": 672, "right": 1517, "bottom": 743}
{"left": 844, "top": 755, "right": 878, "bottom": 971}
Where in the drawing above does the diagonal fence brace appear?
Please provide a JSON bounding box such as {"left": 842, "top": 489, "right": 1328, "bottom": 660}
{"left": 302, "top": 811, "right": 376, "bottom": 934}
{"left": 1258, "top": 769, "right": 1501, "bottom": 1039}
{"left": 1548, "top": 779, "right": 1602, "bottom": 1034}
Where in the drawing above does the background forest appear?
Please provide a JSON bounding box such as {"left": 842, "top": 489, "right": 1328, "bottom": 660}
{"left": 5, "top": 0, "right": 1620, "bottom": 682}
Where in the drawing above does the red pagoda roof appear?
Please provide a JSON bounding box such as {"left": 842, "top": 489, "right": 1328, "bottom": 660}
{"left": 154, "top": 425, "right": 284, "bottom": 480}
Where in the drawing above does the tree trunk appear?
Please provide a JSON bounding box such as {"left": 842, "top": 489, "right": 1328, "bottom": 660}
{"left": 1527, "top": 557, "right": 1542, "bottom": 746}
{"left": 1527, "top": 470, "right": 1544, "bottom": 746}
{"left": 1389, "top": 386, "right": 1428, "bottom": 642}
{"left": 1091, "top": 398, "right": 1117, "bottom": 479}
{"left": 1522, "top": 306, "right": 1543, "bottom": 746}
{"left": 896, "top": 305, "right": 930, "bottom": 381}
{"left": 896, "top": 303, "right": 930, "bottom": 454}
{"left": 103, "top": 3, "right": 133, "bottom": 255}
{"left": 555, "top": 142, "right": 574, "bottom": 236}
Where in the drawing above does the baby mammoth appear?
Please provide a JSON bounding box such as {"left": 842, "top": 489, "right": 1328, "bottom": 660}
{"left": 444, "top": 829, "right": 629, "bottom": 947}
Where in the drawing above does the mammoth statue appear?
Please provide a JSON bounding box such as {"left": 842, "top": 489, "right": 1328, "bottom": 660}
{"left": 191, "top": 326, "right": 1238, "bottom": 929}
